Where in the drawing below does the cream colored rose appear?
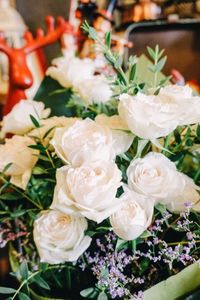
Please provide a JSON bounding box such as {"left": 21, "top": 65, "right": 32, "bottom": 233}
{"left": 29, "top": 116, "right": 78, "bottom": 143}
{"left": 51, "top": 160, "right": 122, "bottom": 223}
{"left": 0, "top": 136, "right": 38, "bottom": 190}
{"left": 46, "top": 56, "right": 95, "bottom": 89}
{"left": 159, "top": 84, "right": 193, "bottom": 99}
{"left": 2, "top": 99, "right": 50, "bottom": 135}
{"left": 75, "top": 75, "right": 112, "bottom": 105}
{"left": 118, "top": 93, "right": 180, "bottom": 140}
{"left": 50, "top": 118, "right": 132, "bottom": 167}
{"left": 95, "top": 114, "right": 134, "bottom": 156}
{"left": 159, "top": 85, "right": 200, "bottom": 126}
{"left": 110, "top": 188, "right": 154, "bottom": 240}
{"left": 33, "top": 210, "right": 91, "bottom": 264}
{"left": 127, "top": 152, "right": 199, "bottom": 212}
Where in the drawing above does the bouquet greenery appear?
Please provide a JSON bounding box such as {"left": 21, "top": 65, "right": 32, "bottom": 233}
{"left": 0, "top": 23, "right": 200, "bottom": 300}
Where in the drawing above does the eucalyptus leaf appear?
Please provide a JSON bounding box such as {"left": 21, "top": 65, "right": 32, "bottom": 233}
{"left": 0, "top": 287, "right": 16, "bottom": 294}
{"left": 19, "top": 260, "right": 29, "bottom": 280}
{"left": 98, "top": 292, "right": 108, "bottom": 300}
{"left": 156, "top": 56, "right": 167, "bottom": 72}
{"left": 147, "top": 46, "right": 155, "bottom": 60}
{"left": 19, "top": 292, "right": 31, "bottom": 300}
{"left": 80, "top": 287, "right": 96, "bottom": 298}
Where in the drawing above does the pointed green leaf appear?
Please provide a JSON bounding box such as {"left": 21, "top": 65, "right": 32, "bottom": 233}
{"left": 30, "top": 115, "right": 40, "bottom": 128}
{"left": 35, "top": 276, "right": 50, "bottom": 290}
{"left": 105, "top": 32, "right": 111, "bottom": 49}
{"left": 156, "top": 56, "right": 167, "bottom": 72}
{"left": 19, "top": 292, "right": 31, "bottom": 300}
{"left": 0, "top": 287, "right": 16, "bottom": 294}
{"left": 98, "top": 292, "right": 108, "bottom": 300}
{"left": 19, "top": 260, "right": 29, "bottom": 280}
{"left": 129, "top": 63, "right": 136, "bottom": 82}
{"left": 147, "top": 46, "right": 155, "bottom": 60}
{"left": 80, "top": 287, "right": 95, "bottom": 298}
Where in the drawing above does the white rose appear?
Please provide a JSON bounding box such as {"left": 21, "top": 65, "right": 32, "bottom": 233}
{"left": 33, "top": 210, "right": 91, "bottom": 264}
{"left": 51, "top": 160, "right": 122, "bottom": 223}
{"left": 159, "top": 84, "right": 193, "bottom": 99}
{"left": 2, "top": 99, "right": 50, "bottom": 135}
{"left": 46, "top": 56, "right": 95, "bottom": 89}
{"left": 110, "top": 188, "right": 154, "bottom": 240}
{"left": 118, "top": 93, "right": 180, "bottom": 140}
{"left": 159, "top": 85, "right": 200, "bottom": 126}
{"left": 29, "top": 116, "right": 78, "bottom": 143}
{"left": 50, "top": 118, "right": 132, "bottom": 167}
{"left": 127, "top": 152, "right": 200, "bottom": 212}
{"left": 0, "top": 136, "right": 38, "bottom": 190}
{"left": 75, "top": 75, "right": 112, "bottom": 105}
{"left": 95, "top": 114, "right": 134, "bottom": 156}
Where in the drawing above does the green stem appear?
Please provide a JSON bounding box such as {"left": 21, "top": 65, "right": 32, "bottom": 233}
{"left": 11, "top": 265, "right": 68, "bottom": 300}
{"left": 0, "top": 175, "right": 42, "bottom": 210}
{"left": 168, "top": 240, "right": 200, "bottom": 246}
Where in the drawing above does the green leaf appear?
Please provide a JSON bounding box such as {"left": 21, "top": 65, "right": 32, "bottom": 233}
{"left": 116, "top": 238, "right": 129, "bottom": 251}
{"left": 0, "top": 193, "right": 21, "bottom": 200}
{"left": 158, "top": 48, "right": 165, "bottom": 60}
{"left": 155, "top": 203, "right": 167, "bottom": 214}
{"left": 140, "top": 230, "right": 152, "bottom": 239}
{"left": 129, "top": 63, "right": 136, "bottom": 82}
{"left": 156, "top": 56, "right": 167, "bottom": 72}
{"left": 197, "top": 124, "right": 200, "bottom": 138}
{"left": 147, "top": 46, "right": 155, "bottom": 60}
{"left": 88, "top": 27, "right": 99, "bottom": 40}
{"left": 0, "top": 287, "right": 16, "bottom": 294}
{"left": 98, "top": 292, "right": 108, "bottom": 300}
{"left": 28, "top": 144, "right": 46, "bottom": 152}
{"left": 30, "top": 114, "right": 40, "bottom": 128}
{"left": 105, "top": 32, "right": 111, "bottom": 49}
{"left": 19, "top": 260, "right": 29, "bottom": 280}
{"left": 10, "top": 210, "right": 26, "bottom": 218}
{"left": 80, "top": 288, "right": 96, "bottom": 298}
{"left": 19, "top": 292, "right": 31, "bottom": 300}
{"left": 35, "top": 276, "right": 50, "bottom": 290}
{"left": 42, "top": 126, "right": 56, "bottom": 139}
{"left": 2, "top": 163, "right": 13, "bottom": 174}
{"left": 114, "top": 56, "right": 123, "bottom": 69}
{"left": 39, "top": 262, "right": 49, "bottom": 272}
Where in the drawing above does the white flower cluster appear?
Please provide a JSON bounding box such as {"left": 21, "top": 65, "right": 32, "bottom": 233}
{"left": 46, "top": 55, "right": 112, "bottom": 105}
{"left": 0, "top": 81, "right": 199, "bottom": 265}
{"left": 119, "top": 85, "right": 200, "bottom": 140}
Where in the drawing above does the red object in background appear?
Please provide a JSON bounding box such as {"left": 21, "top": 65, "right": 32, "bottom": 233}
{"left": 0, "top": 16, "right": 71, "bottom": 116}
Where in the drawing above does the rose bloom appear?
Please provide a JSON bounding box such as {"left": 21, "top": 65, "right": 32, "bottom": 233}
{"left": 95, "top": 114, "right": 134, "bottom": 157}
{"left": 29, "top": 116, "right": 78, "bottom": 144}
{"left": 118, "top": 85, "right": 200, "bottom": 140}
{"left": 118, "top": 93, "right": 180, "bottom": 140}
{"left": 127, "top": 152, "right": 200, "bottom": 212}
{"left": 75, "top": 75, "right": 112, "bottom": 105}
{"left": 50, "top": 118, "right": 133, "bottom": 167}
{"left": 159, "top": 85, "right": 200, "bottom": 126}
{"left": 2, "top": 99, "right": 50, "bottom": 135}
{"left": 33, "top": 210, "right": 91, "bottom": 264}
{"left": 46, "top": 56, "right": 95, "bottom": 89}
{"left": 0, "top": 136, "right": 38, "bottom": 190}
{"left": 51, "top": 160, "right": 122, "bottom": 223}
{"left": 110, "top": 188, "right": 154, "bottom": 240}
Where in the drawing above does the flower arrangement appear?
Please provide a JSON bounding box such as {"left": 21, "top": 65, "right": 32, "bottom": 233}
{"left": 0, "top": 23, "right": 200, "bottom": 300}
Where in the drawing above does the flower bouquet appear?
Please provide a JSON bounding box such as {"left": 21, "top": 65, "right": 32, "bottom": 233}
{"left": 0, "top": 23, "right": 200, "bottom": 300}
